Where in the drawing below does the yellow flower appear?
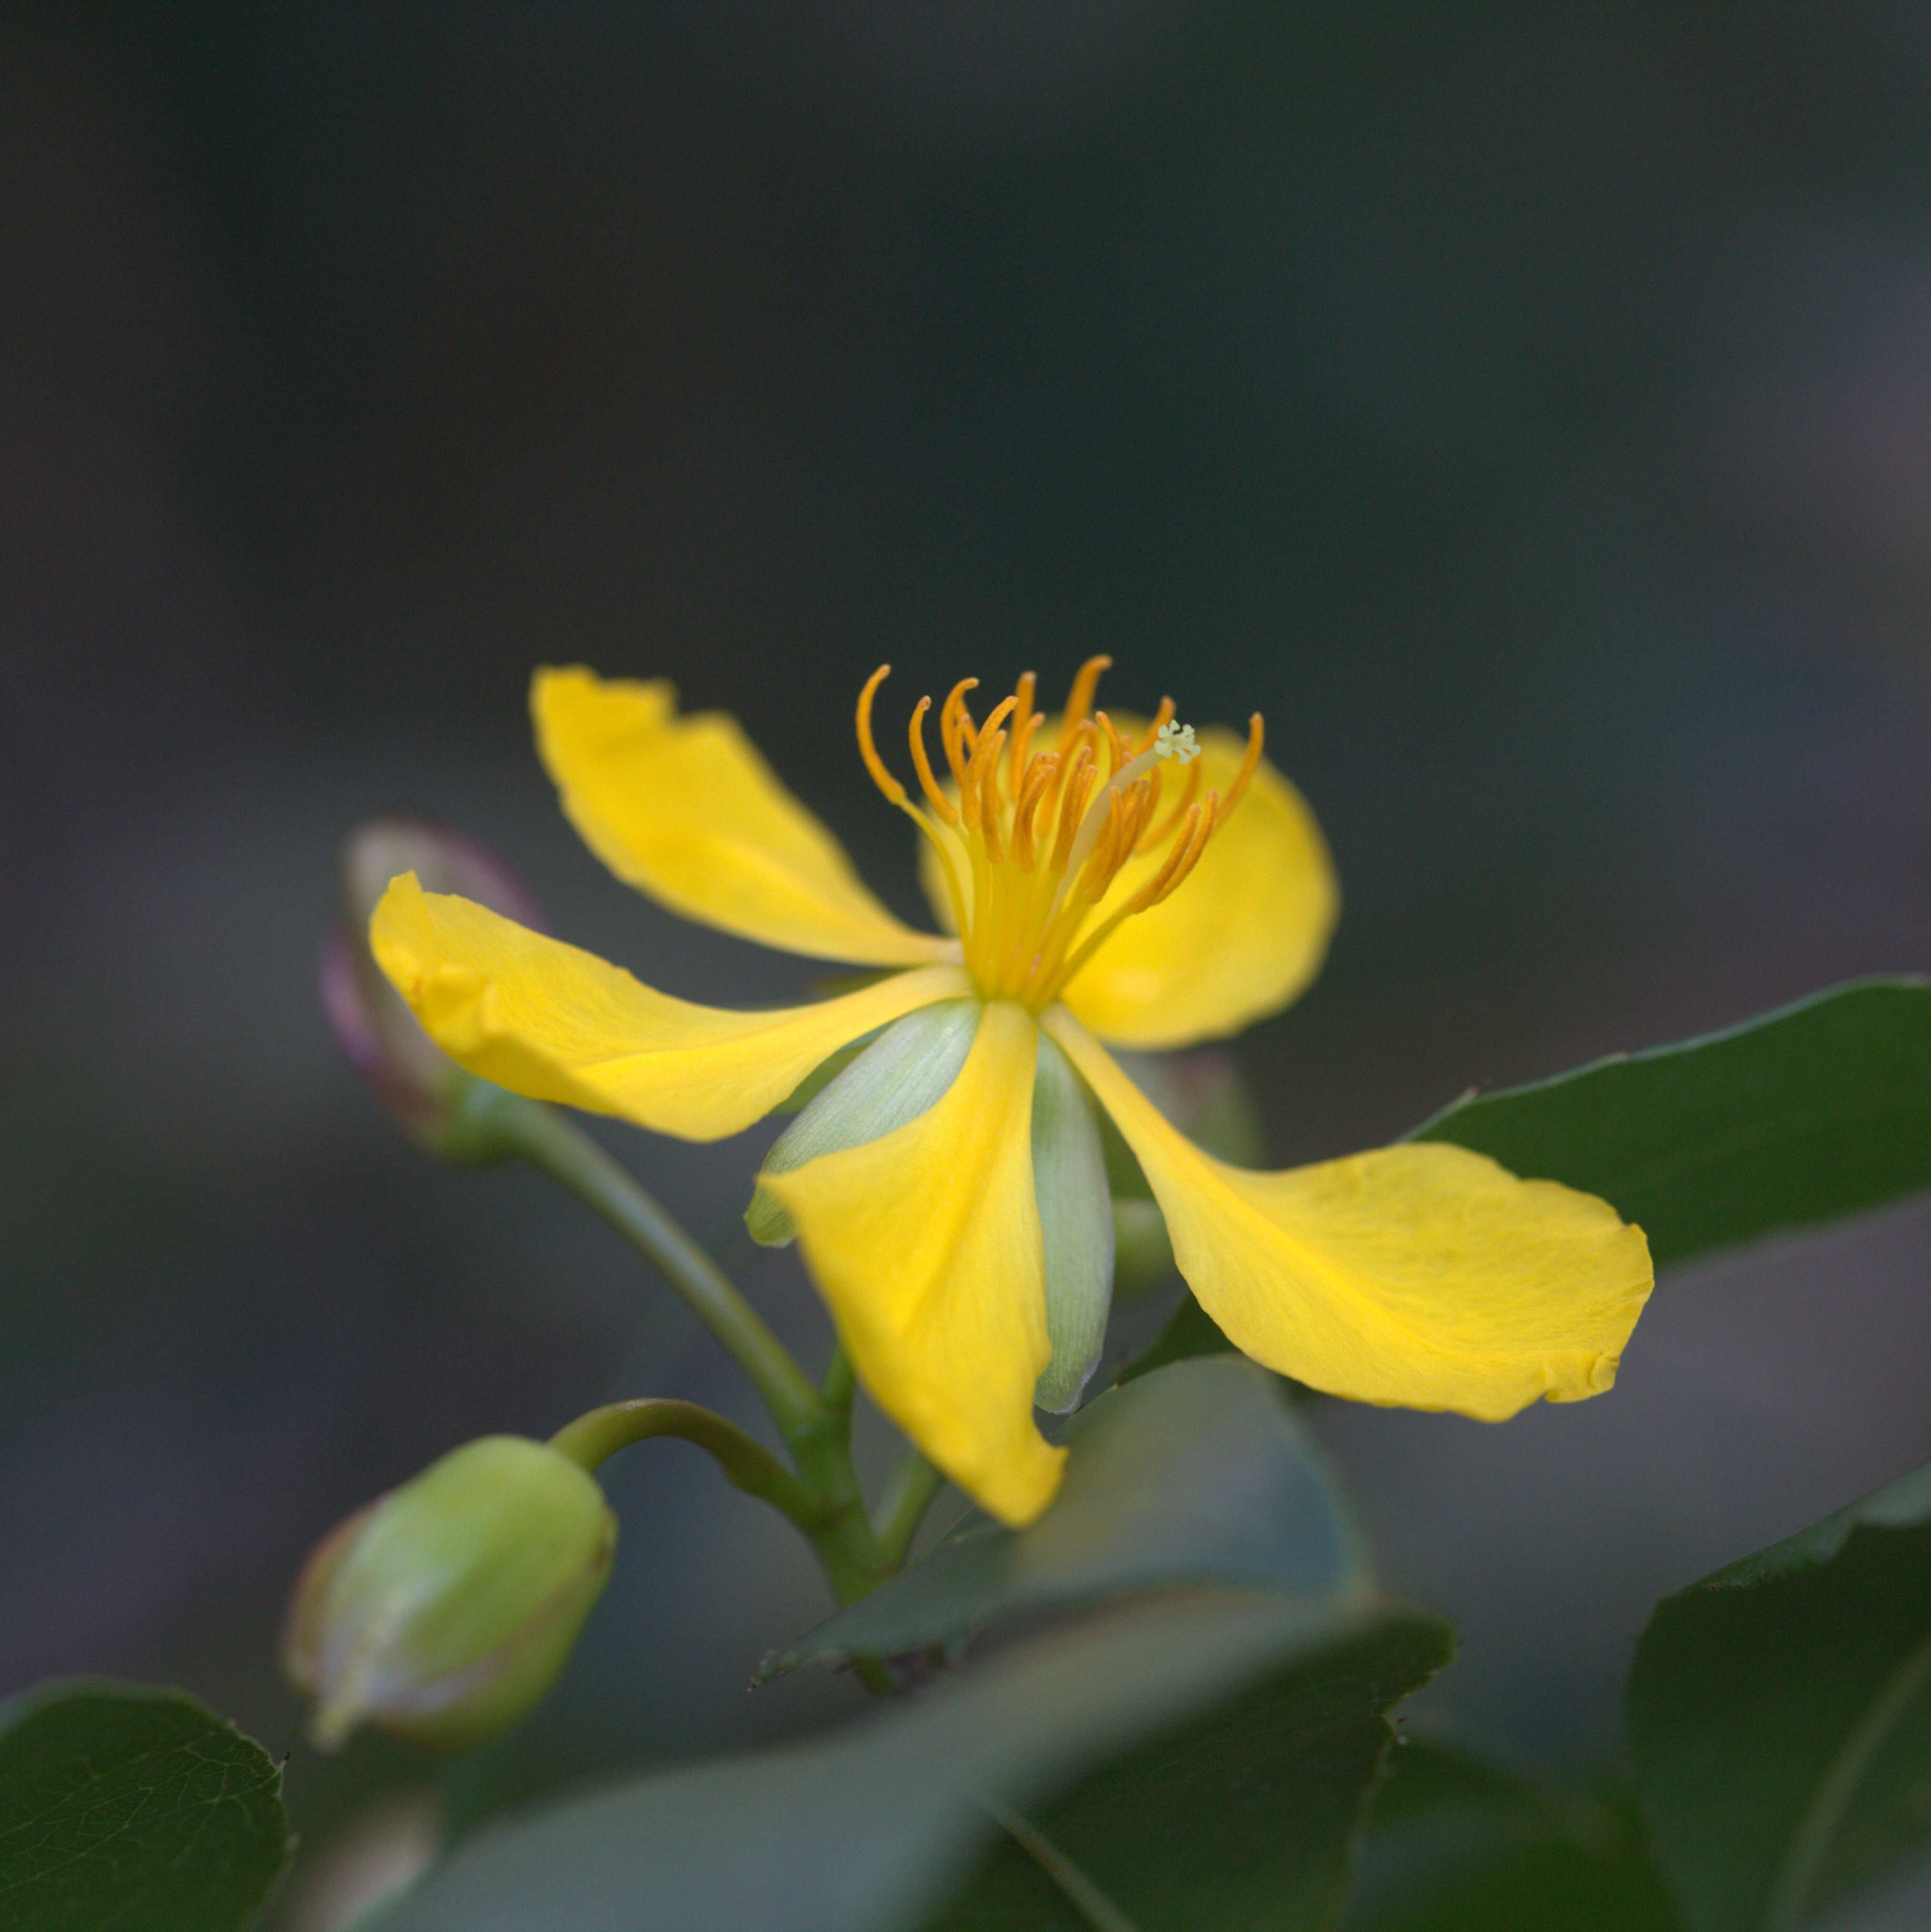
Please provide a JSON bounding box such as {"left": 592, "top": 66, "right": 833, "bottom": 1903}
{"left": 371, "top": 662, "right": 1653, "bottom": 1528}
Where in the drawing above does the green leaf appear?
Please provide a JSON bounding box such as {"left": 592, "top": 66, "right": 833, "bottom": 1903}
{"left": 929, "top": 1612, "right": 1451, "bottom": 1932}
{"left": 1346, "top": 1741, "right": 1679, "bottom": 1932}
{"left": 1412, "top": 977, "right": 1931, "bottom": 1269}
{"left": 763, "top": 1356, "right": 1366, "bottom": 1678}
{"left": 1626, "top": 1458, "right": 1931, "bottom": 1932}
{"left": 380, "top": 1592, "right": 1448, "bottom": 1932}
{"left": 0, "top": 1680, "right": 291, "bottom": 1932}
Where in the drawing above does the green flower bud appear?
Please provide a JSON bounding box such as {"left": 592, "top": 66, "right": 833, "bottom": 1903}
{"left": 320, "top": 819, "right": 544, "bottom": 1159}
{"left": 283, "top": 1436, "right": 617, "bottom": 1752}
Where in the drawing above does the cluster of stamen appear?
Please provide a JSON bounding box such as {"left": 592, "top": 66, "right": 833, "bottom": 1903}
{"left": 856, "top": 656, "right": 1263, "bottom": 1011}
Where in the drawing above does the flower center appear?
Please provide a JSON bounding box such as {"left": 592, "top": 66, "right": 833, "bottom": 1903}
{"left": 855, "top": 659, "right": 1263, "bottom": 1011}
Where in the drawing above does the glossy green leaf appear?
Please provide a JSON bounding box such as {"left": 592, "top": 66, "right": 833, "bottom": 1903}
{"left": 764, "top": 1356, "right": 1366, "bottom": 1678}
{"left": 1346, "top": 1741, "right": 1678, "bottom": 1932}
{"left": 1412, "top": 977, "right": 1931, "bottom": 1269}
{"left": 1627, "top": 1458, "right": 1931, "bottom": 1932}
{"left": 0, "top": 1680, "right": 291, "bottom": 1932}
{"left": 380, "top": 1593, "right": 1446, "bottom": 1932}
{"left": 930, "top": 1612, "right": 1451, "bottom": 1932}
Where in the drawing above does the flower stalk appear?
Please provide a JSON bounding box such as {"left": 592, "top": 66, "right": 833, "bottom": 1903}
{"left": 463, "top": 1081, "right": 917, "bottom": 1606}
{"left": 548, "top": 1399, "right": 820, "bottom": 1525}
{"left": 469, "top": 1082, "right": 824, "bottom": 1445}
{"left": 874, "top": 1451, "right": 946, "bottom": 1570}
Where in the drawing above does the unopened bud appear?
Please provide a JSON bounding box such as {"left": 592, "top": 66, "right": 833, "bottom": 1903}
{"left": 283, "top": 1436, "right": 616, "bottom": 1752}
{"left": 321, "top": 819, "right": 542, "bottom": 1158}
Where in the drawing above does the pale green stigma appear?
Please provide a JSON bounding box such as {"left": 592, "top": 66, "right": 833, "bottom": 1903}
{"left": 1154, "top": 720, "right": 1200, "bottom": 764}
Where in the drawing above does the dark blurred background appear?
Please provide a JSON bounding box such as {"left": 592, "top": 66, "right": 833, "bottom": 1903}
{"left": 5, "top": 1, "right": 1931, "bottom": 1913}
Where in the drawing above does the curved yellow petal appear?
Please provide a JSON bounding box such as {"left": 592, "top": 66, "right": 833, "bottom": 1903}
{"left": 765, "top": 1001, "right": 1066, "bottom": 1526}
{"left": 1058, "top": 723, "right": 1339, "bottom": 1049}
{"left": 534, "top": 666, "right": 954, "bottom": 968}
{"left": 1045, "top": 1011, "right": 1653, "bottom": 1419}
{"left": 371, "top": 872, "right": 970, "bottom": 1141}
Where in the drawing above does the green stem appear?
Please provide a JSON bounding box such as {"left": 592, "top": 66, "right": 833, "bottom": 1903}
{"left": 821, "top": 1342, "right": 857, "bottom": 1413}
{"left": 474, "top": 1085, "right": 824, "bottom": 1447}
{"left": 465, "top": 1083, "right": 897, "bottom": 1610}
{"left": 549, "top": 1399, "right": 822, "bottom": 1528}
{"left": 788, "top": 1352, "right": 888, "bottom": 1606}
{"left": 874, "top": 1450, "right": 946, "bottom": 1568}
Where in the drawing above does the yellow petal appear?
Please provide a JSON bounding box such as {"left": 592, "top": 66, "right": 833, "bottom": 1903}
{"left": 534, "top": 666, "right": 954, "bottom": 968}
{"left": 1059, "top": 723, "right": 1339, "bottom": 1049}
{"left": 372, "top": 872, "right": 971, "bottom": 1140}
{"left": 765, "top": 1001, "right": 1066, "bottom": 1526}
{"left": 1045, "top": 1010, "right": 1653, "bottom": 1419}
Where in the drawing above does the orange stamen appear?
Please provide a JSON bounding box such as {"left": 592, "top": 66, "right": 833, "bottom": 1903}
{"left": 1094, "top": 709, "right": 1126, "bottom": 781}
{"left": 1136, "top": 754, "right": 1200, "bottom": 852}
{"left": 1050, "top": 752, "right": 1097, "bottom": 872}
{"left": 852, "top": 662, "right": 1252, "bottom": 1014}
{"left": 1130, "top": 803, "right": 1203, "bottom": 910}
{"left": 1010, "top": 755, "right": 1058, "bottom": 869}
{"left": 940, "top": 679, "right": 979, "bottom": 787}
{"left": 960, "top": 695, "right": 1017, "bottom": 832}
{"left": 1136, "top": 795, "right": 1217, "bottom": 910}
{"left": 907, "top": 695, "right": 959, "bottom": 826}
{"left": 977, "top": 733, "right": 1008, "bottom": 860}
{"left": 1221, "top": 714, "right": 1265, "bottom": 819}
{"left": 1120, "top": 778, "right": 1156, "bottom": 857}
{"left": 1007, "top": 674, "right": 1038, "bottom": 779}
{"left": 856, "top": 665, "right": 905, "bottom": 804}
{"left": 1078, "top": 792, "right": 1132, "bottom": 900}
{"left": 1058, "top": 655, "right": 1112, "bottom": 751}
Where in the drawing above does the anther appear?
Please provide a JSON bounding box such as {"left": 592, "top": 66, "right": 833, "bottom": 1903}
{"left": 856, "top": 666, "right": 906, "bottom": 805}
{"left": 940, "top": 679, "right": 979, "bottom": 788}
{"left": 1007, "top": 674, "right": 1038, "bottom": 780}
{"left": 1078, "top": 793, "right": 1130, "bottom": 901}
{"left": 1058, "top": 655, "right": 1112, "bottom": 752}
{"left": 1095, "top": 710, "right": 1127, "bottom": 780}
{"left": 978, "top": 735, "right": 1007, "bottom": 861}
{"left": 1126, "top": 798, "right": 1212, "bottom": 914}
{"left": 1136, "top": 753, "right": 1201, "bottom": 852}
{"left": 907, "top": 696, "right": 959, "bottom": 826}
{"left": 961, "top": 695, "right": 1018, "bottom": 832}
{"left": 1219, "top": 714, "right": 1264, "bottom": 816}
{"left": 1164, "top": 796, "right": 1219, "bottom": 898}
{"left": 1057, "top": 739, "right": 1169, "bottom": 895}
{"left": 1010, "top": 756, "right": 1057, "bottom": 869}
{"left": 1051, "top": 754, "right": 1097, "bottom": 872}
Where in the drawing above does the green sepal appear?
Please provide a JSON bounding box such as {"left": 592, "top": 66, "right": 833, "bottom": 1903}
{"left": 1031, "top": 1029, "right": 1115, "bottom": 1412}
{"left": 746, "top": 999, "right": 979, "bottom": 1245}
